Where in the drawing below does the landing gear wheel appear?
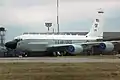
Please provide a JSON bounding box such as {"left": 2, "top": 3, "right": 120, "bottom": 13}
{"left": 61, "top": 51, "right": 67, "bottom": 56}
{"left": 57, "top": 51, "right": 61, "bottom": 56}
{"left": 53, "top": 51, "right": 61, "bottom": 57}
{"left": 18, "top": 55, "right": 23, "bottom": 58}
{"left": 22, "top": 51, "right": 29, "bottom": 57}
{"left": 53, "top": 52, "right": 57, "bottom": 57}
{"left": 22, "top": 52, "right": 28, "bottom": 57}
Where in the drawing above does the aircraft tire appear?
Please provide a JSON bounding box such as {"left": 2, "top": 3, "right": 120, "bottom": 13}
{"left": 22, "top": 51, "right": 29, "bottom": 57}
{"left": 17, "top": 50, "right": 29, "bottom": 57}
{"left": 53, "top": 51, "right": 61, "bottom": 57}
{"left": 53, "top": 52, "right": 57, "bottom": 57}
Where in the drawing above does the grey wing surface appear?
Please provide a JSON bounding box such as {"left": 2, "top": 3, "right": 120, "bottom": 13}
{"left": 47, "top": 40, "right": 120, "bottom": 54}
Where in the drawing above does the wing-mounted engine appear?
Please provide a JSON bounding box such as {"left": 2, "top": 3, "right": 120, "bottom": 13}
{"left": 47, "top": 44, "right": 83, "bottom": 55}
{"left": 99, "top": 42, "right": 114, "bottom": 52}
{"left": 66, "top": 44, "right": 83, "bottom": 54}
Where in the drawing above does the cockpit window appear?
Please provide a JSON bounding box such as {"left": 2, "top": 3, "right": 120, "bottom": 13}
{"left": 14, "top": 39, "right": 23, "bottom": 42}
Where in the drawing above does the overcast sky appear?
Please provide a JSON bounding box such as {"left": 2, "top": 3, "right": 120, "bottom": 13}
{"left": 0, "top": 0, "right": 120, "bottom": 41}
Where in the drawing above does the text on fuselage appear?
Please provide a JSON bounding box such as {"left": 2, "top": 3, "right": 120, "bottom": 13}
{"left": 55, "top": 40, "right": 72, "bottom": 44}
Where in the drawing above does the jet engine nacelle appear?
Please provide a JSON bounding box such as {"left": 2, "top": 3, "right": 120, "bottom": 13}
{"left": 66, "top": 44, "right": 83, "bottom": 54}
{"left": 99, "top": 42, "right": 114, "bottom": 52}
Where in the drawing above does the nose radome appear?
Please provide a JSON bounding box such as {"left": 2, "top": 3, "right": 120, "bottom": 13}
{"left": 5, "top": 41, "right": 18, "bottom": 49}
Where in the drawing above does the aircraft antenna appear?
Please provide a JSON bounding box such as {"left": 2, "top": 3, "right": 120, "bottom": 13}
{"left": 57, "top": 0, "right": 60, "bottom": 34}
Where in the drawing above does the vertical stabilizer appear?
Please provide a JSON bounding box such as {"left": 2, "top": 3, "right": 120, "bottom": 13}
{"left": 86, "top": 8, "right": 104, "bottom": 39}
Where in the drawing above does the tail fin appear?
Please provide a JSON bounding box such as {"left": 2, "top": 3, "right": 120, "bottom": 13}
{"left": 86, "top": 8, "right": 104, "bottom": 39}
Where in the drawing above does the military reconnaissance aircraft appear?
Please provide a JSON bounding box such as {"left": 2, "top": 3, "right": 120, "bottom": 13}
{"left": 4, "top": 9, "right": 120, "bottom": 57}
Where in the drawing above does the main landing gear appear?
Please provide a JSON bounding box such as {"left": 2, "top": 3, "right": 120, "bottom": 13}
{"left": 52, "top": 51, "right": 67, "bottom": 57}
{"left": 53, "top": 51, "right": 61, "bottom": 57}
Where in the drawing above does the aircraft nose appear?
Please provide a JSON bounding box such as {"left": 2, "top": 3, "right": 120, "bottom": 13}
{"left": 5, "top": 41, "right": 18, "bottom": 49}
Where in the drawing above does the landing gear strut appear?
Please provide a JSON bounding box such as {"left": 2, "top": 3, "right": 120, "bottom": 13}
{"left": 52, "top": 51, "right": 68, "bottom": 57}
{"left": 53, "top": 51, "right": 63, "bottom": 57}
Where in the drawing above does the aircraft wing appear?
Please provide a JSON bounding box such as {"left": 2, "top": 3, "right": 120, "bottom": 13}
{"left": 79, "top": 40, "right": 120, "bottom": 46}
{"left": 47, "top": 40, "right": 120, "bottom": 47}
{"left": 47, "top": 40, "right": 120, "bottom": 54}
{"left": 107, "top": 40, "right": 120, "bottom": 43}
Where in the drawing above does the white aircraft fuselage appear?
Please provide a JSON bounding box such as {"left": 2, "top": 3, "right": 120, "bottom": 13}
{"left": 13, "top": 34, "right": 101, "bottom": 52}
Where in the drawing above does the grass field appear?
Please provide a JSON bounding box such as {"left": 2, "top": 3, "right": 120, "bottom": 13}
{"left": 0, "top": 62, "right": 120, "bottom": 80}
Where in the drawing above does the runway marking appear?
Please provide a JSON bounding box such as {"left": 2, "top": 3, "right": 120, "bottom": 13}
{"left": 0, "top": 57, "right": 120, "bottom": 63}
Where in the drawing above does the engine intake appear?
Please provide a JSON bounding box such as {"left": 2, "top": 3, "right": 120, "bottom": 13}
{"left": 66, "top": 44, "right": 83, "bottom": 54}
{"left": 99, "top": 42, "right": 114, "bottom": 52}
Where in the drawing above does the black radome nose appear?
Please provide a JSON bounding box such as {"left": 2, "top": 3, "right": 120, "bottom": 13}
{"left": 5, "top": 41, "right": 18, "bottom": 49}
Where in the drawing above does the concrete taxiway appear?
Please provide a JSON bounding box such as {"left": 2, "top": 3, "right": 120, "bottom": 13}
{"left": 0, "top": 57, "right": 120, "bottom": 63}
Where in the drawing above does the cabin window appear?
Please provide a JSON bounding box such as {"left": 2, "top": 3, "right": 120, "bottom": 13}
{"left": 14, "top": 39, "right": 23, "bottom": 42}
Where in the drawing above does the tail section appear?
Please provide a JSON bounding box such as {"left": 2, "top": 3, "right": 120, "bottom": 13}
{"left": 86, "top": 8, "right": 104, "bottom": 39}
